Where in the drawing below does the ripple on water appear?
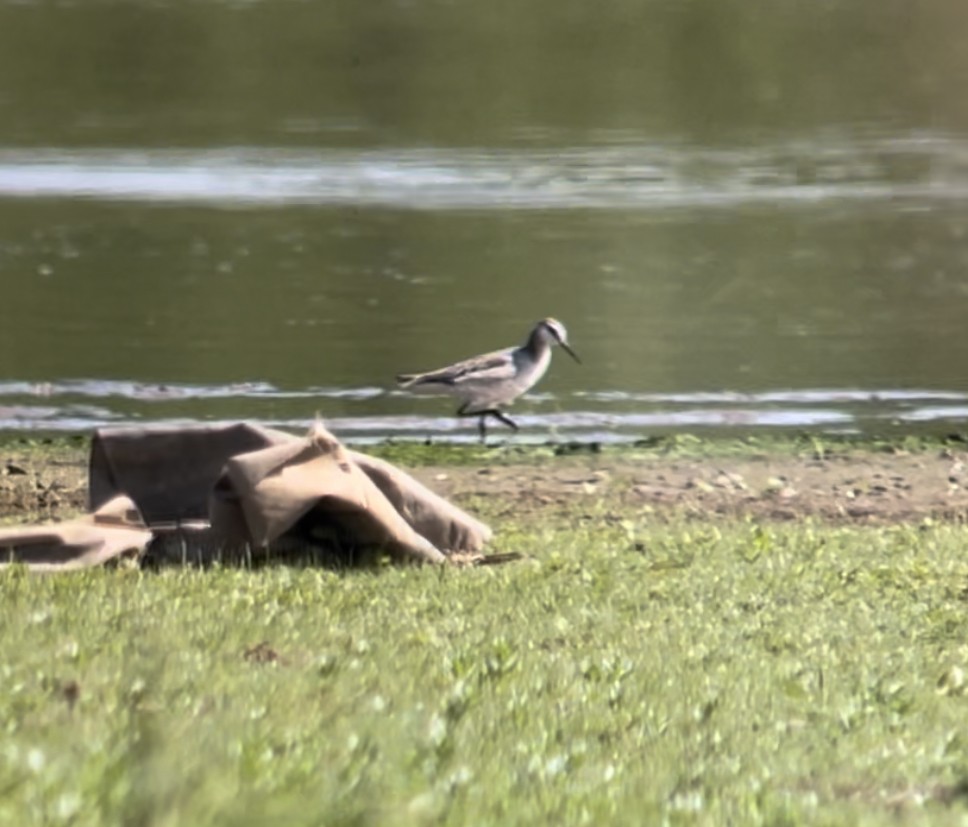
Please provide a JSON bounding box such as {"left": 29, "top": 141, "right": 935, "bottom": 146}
{"left": 0, "top": 381, "right": 965, "bottom": 441}
{"left": 0, "top": 136, "right": 964, "bottom": 210}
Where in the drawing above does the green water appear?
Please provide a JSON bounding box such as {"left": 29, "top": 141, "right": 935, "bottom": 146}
{"left": 2, "top": 0, "right": 968, "bottom": 439}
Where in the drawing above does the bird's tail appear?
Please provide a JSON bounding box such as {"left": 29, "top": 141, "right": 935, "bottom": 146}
{"left": 396, "top": 373, "right": 419, "bottom": 387}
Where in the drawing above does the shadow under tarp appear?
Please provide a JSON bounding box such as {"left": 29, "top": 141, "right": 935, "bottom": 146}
{"left": 0, "top": 422, "right": 492, "bottom": 571}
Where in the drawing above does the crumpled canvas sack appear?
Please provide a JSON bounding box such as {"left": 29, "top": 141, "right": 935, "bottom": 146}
{"left": 0, "top": 421, "right": 491, "bottom": 570}
{"left": 96, "top": 421, "right": 492, "bottom": 564}
{"left": 0, "top": 495, "right": 152, "bottom": 572}
{"left": 207, "top": 424, "right": 448, "bottom": 563}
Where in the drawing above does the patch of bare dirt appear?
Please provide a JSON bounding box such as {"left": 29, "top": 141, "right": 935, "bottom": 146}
{"left": 3, "top": 441, "right": 968, "bottom": 525}
{"left": 414, "top": 447, "right": 968, "bottom": 525}
{"left": 0, "top": 445, "right": 87, "bottom": 523}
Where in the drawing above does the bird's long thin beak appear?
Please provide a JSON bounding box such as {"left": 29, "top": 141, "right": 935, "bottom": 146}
{"left": 561, "top": 342, "right": 581, "bottom": 364}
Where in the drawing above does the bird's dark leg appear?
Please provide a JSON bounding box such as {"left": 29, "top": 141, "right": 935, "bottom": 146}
{"left": 456, "top": 404, "right": 518, "bottom": 444}
{"left": 456, "top": 403, "right": 485, "bottom": 443}
{"left": 489, "top": 410, "right": 519, "bottom": 432}
{"left": 478, "top": 409, "right": 518, "bottom": 445}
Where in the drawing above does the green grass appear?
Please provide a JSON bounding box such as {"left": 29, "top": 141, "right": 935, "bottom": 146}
{"left": 2, "top": 427, "right": 966, "bottom": 470}
{"left": 4, "top": 501, "right": 968, "bottom": 825}
{"left": 358, "top": 429, "right": 968, "bottom": 472}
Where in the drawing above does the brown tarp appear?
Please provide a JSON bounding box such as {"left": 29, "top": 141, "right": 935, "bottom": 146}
{"left": 0, "top": 495, "right": 151, "bottom": 572}
{"left": 0, "top": 422, "right": 491, "bottom": 571}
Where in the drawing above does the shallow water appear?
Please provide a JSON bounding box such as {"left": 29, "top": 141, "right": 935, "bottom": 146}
{"left": 1, "top": 381, "right": 967, "bottom": 443}
{"left": 2, "top": 1, "right": 968, "bottom": 441}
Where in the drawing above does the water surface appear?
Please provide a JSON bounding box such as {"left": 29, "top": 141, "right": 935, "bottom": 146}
{"left": 2, "top": 0, "right": 968, "bottom": 441}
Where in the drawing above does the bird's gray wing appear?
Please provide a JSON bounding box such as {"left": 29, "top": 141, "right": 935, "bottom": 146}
{"left": 449, "top": 350, "right": 517, "bottom": 383}
{"left": 402, "top": 348, "right": 516, "bottom": 387}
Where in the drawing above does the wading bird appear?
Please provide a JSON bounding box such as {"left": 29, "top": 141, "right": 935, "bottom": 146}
{"left": 396, "top": 318, "right": 580, "bottom": 442}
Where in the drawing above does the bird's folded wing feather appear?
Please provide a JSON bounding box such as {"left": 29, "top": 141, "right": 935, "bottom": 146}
{"left": 450, "top": 352, "right": 516, "bottom": 383}
{"left": 408, "top": 349, "right": 516, "bottom": 386}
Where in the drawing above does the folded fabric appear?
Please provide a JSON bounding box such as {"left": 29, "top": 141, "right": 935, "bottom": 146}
{"left": 0, "top": 420, "right": 492, "bottom": 571}
{"left": 208, "top": 424, "right": 448, "bottom": 564}
{"left": 0, "top": 495, "right": 152, "bottom": 572}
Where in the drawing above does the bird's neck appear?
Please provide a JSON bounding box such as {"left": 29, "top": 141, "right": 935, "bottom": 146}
{"left": 525, "top": 329, "right": 552, "bottom": 359}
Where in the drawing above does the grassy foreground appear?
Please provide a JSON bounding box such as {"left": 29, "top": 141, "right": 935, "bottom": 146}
{"left": 4, "top": 435, "right": 968, "bottom": 825}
